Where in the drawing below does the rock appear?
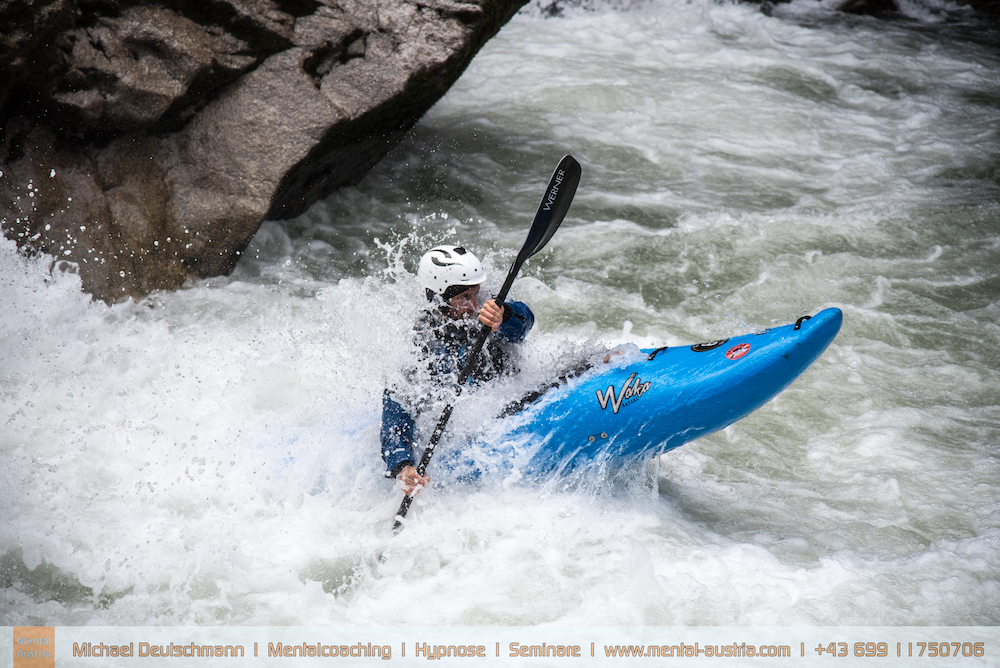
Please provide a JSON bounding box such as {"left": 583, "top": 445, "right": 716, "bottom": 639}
{"left": 51, "top": 5, "right": 258, "bottom": 132}
{"left": 0, "top": 0, "right": 528, "bottom": 301}
{"left": 836, "top": 0, "right": 898, "bottom": 17}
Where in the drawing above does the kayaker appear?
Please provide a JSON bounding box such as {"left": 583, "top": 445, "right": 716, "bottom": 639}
{"left": 381, "top": 244, "right": 535, "bottom": 495}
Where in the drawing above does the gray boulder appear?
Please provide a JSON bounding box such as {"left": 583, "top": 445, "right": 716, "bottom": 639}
{"left": 0, "top": 0, "right": 527, "bottom": 301}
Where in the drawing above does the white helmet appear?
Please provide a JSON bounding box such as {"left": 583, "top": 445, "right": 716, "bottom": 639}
{"left": 418, "top": 245, "right": 486, "bottom": 301}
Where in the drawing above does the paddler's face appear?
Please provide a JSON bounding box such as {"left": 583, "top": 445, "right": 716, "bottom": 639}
{"left": 446, "top": 285, "right": 480, "bottom": 320}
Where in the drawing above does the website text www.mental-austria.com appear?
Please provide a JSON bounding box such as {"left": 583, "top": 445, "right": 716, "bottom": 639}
{"left": 603, "top": 642, "right": 790, "bottom": 658}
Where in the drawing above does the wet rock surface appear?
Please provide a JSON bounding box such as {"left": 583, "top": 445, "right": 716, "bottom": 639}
{"left": 0, "top": 0, "right": 527, "bottom": 300}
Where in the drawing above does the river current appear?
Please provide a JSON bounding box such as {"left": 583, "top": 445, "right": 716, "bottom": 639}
{"left": 2, "top": 0, "right": 998, "bottom": 627}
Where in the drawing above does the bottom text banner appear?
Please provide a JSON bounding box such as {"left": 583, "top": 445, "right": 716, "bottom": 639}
{"left": 5, "top": 627, "right": 998, "bottom": 667}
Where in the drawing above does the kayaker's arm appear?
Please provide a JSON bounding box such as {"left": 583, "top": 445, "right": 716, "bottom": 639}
{"left": 380, "top": 390, "right": 416, "bottom": 476}
{"left": 380, "top": 390, "right": 431, "bottom": 495}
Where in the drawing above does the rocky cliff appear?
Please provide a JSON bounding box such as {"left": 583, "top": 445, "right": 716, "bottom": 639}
{"left": 0, "top": 0, "right": 527, "bottom": 301}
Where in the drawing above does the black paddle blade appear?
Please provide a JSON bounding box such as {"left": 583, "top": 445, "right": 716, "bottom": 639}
{"left": 520, "top": 155, "right": 582, "bottom": 263}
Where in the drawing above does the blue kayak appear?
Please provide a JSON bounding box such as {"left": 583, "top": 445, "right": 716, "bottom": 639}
{"left": 442, "top": 307, "right": 842, "bottom": 477}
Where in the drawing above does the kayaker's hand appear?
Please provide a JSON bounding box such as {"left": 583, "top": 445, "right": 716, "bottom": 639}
{"left": 604, "top": 347, "right": 626, "bottom": 363}
{"left": 603, "top": 343, "right": 641, "bottom": 363}
{"left": 478, "top": 299, "right": 504, "bottom": 332}
{"left": 397, "top": 465, "right": 430, "bottom": 496}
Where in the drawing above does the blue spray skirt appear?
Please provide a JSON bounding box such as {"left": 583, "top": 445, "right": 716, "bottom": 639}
{"left": 439, "top": 308, "right": 843, "bottom": 478}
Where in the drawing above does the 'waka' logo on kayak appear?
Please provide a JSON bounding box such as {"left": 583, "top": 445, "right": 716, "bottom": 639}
{"left": 596, "top": 372, "right": 652, "bottom": 414}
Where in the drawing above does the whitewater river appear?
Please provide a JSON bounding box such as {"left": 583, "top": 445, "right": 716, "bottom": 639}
{"left": 2, "top": 0, "right": 999, "bottom": 628}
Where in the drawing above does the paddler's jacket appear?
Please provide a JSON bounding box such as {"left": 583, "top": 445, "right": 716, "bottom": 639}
{"left": 381, "top": 300, "right": 534, "bottom": 478}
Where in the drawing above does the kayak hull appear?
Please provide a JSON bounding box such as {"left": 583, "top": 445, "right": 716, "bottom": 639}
{"left": 442, "top": 308, "right": 843, "bottom": 478}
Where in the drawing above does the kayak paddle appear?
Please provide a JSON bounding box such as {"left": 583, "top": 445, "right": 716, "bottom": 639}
{"left": 392, "top": 154, "right": 582, "bottom": 531}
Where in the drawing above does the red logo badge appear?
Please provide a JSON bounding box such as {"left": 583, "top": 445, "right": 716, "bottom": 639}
{"left": 726, "top": 343, "right": 751, "bottom": 360}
